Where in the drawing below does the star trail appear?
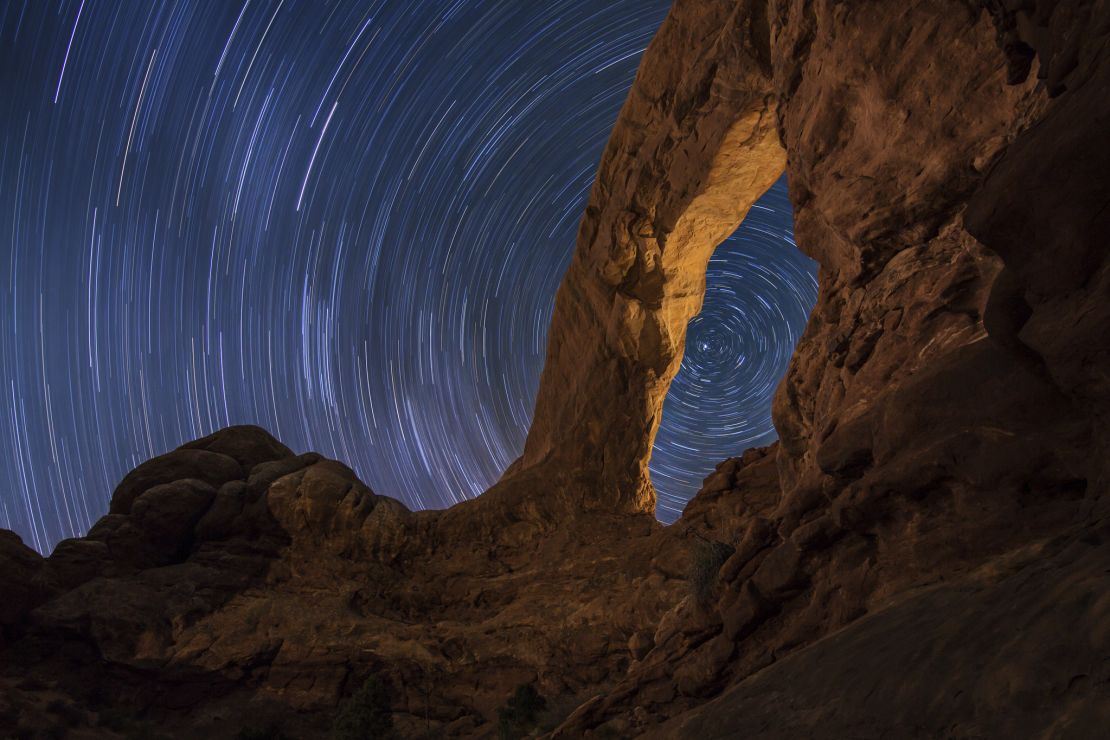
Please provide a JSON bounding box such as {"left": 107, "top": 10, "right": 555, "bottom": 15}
{"left": 0, "top": 0, "right": 815, "bottom": 552}
{"left": 651, "top": 182, "right": 817, "bottom": 521}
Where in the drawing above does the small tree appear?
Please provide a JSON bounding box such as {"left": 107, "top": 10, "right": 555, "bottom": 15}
{"left": 497, "top": 683, "right": 547, "bottom": 739}
{"left": 332, "top": 675, "right": 395, "bottom": 740}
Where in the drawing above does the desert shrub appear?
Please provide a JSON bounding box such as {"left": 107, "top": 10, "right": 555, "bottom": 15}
{"left": 332, "top": 675, "right": 395, "bottom": 740}
{"left": 688, "top": 538, "right": 735, "bottom": 606}
{"left": 497, "top": 683, "right": 548, "bottom": 739}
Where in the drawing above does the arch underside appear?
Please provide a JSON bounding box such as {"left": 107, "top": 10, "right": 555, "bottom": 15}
{"left": 516, "top": 0, "right": 786, "bottom": 515}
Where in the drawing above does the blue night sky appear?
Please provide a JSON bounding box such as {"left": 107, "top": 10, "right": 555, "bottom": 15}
{"left": 0, "top": 0, "right": 815, "bottom": 552}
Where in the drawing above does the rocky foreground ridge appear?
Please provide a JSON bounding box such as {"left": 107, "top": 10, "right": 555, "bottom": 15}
{"left": 3, "top": 0, "right": 1110, "bottom": 737}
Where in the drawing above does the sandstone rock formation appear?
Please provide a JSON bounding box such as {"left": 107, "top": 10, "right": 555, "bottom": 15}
{"left": 3, "top": 0, "right": 1109, "bottom": 737}
{"left": 1, "top": 426, "right": 702, "bottom": 738}
{"left": 547, "top": 0, "right": 1110, "bottom": 734}
{"left": 518, "top": 0, "right": 785, "bottom": 515}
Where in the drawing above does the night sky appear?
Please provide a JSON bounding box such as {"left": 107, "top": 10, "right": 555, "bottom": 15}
{"left": 0, "top": 0, "right": 816, "bottom": 553}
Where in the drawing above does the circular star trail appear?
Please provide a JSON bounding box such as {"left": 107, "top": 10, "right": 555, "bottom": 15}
{"left": 0, "top": 0, "right": 815, "bottom": 552}
{"left": 651, "top": 180, "right": 817, "bottom": 522}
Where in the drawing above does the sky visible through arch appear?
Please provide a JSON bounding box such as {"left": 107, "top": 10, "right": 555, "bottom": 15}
{"left": 0, "top": 0, "right": 815, "bottom": 552}
{"left": 651, "top": 178, "right": 817, "bottom": 522}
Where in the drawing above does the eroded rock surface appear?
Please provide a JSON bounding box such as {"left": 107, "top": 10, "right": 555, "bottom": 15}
{"left": 1, "top": 426, "right": 705, "bottom": 738}
{"left": 548, "top": 0, "right": 1110, "bottom": 735}
{"left": 647, "top": 530, "right": 1110, "bottom": 739}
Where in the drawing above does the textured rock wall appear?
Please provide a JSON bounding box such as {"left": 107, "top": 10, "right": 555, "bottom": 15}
{"left": 965, "top": 0, "right": 1110, "bottom": 493}
{"left": 648, "top": 534, "right": 1110, "bottom": 739}
{"left": 768, "top": 0, "right": 1089, "bottom": 536}
{"left": 544, "top": 0, "right": 1110, "bottom": 735}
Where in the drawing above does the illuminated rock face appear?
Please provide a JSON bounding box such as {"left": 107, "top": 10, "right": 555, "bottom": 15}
{"left": 518, "top": 0, "right": 786, "bottom": 514}
{"left": 3, "top": 1, "right": 1110, "bottom": 738}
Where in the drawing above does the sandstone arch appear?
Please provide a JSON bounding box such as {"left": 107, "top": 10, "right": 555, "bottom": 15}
{"left": 518, "top": 0, "right": 1104, "bottom": 525}
{"left": 519, "top": 0, "right": 786, "bottom": 514}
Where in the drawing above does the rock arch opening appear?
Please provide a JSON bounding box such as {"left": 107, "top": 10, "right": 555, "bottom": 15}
{"left": 513, "top": 3, "right": 788, "bottom": 516}
{"left": 650, "top": 177, "right": 817, "bottom": 522}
